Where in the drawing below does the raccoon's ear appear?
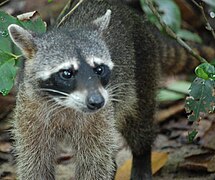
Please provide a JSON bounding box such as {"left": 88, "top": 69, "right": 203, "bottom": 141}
{"left": 8, "top": 24, "right": 37, "bottom": 59}
{"left": 93, "top": 9, "right": 111, "bottom": 34}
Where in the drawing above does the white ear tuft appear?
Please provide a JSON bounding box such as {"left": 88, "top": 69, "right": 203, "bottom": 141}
{"left": 8, "top": 24, "right": 37, "bottom": 59}
{"left": 93, "top": 9, "right": 112, "bottom": 34}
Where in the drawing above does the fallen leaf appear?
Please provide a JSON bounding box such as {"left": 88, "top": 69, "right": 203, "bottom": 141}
{"left": 201, "top": 122, "right": 215, "bottom": 150}
{"left": 57, "top": 154, "right": 73, "bottom": 165}
{"left": 0, "top": 92, "right": 15, "bottom": 120}
{"left": 156, "top": 102, "right": 185, "bottom": 123}
{"left": 0, "top": 171, "right": 16, "bottom": 180}
{"left": 0, "top": 141, "right": 12, "bottom": 153}
{"left": 180, "top": 152, "right": 215, "bottom": 172}
{"left": 115, "top": 151, "right": 168, "bottom": 180}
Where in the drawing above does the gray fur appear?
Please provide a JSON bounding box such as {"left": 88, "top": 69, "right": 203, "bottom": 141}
{"left": 8, "top": 24, "right": 36, "bottom": 59}
{"left": 93, "top": 9, "right": 112, "bottom": 33}
{"left": 8, "top": 0, "right": 214, "bottom": 180}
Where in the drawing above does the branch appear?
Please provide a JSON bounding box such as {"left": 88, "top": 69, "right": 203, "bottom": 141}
{"left": 191, "top": 0, "right": 215, "bottom": 40}
{"left": 0, "top": 0, "right": 9, "bottom": 7}
{"left": 57, "top": 0, "right": 83, "bottom": 28}
{"left": 145, "top": 0, "right": 208, "bottom": 64}
{"left": 56, "top": 0, "right": 73, "bottom": 26}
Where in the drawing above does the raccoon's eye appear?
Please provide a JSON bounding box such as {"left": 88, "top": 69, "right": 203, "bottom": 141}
{"left": 94, "top": 65, "right": 111, "bottom": 86}
{"left": 94, "top": 65, "right": 105, "bottom": 76}
{"left": 59, "top": 69, "right": 74, "bottom": 80}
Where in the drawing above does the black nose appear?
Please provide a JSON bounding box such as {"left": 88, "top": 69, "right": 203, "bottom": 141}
{"left": 86, "top": 93, "right": 105, "bottom": 110}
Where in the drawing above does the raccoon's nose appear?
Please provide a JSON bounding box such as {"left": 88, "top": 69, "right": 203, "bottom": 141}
{"left": 86, "top": 93, "right": 105, "bottom": 110}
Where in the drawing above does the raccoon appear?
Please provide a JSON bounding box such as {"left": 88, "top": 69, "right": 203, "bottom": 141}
{"left": 8, "top": 0, "right": 215, "bottom": 180}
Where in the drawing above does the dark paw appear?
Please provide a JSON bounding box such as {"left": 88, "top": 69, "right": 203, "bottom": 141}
{"left": 130, "top": 152, "right": 152, "bottom": 180}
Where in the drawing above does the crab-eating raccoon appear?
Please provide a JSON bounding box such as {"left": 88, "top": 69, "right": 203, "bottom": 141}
{"left": 8, "top": 0, "right": 215, "bottom": 179}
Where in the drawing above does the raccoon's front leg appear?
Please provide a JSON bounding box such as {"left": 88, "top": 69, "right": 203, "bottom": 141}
{"left": 131, "top": 149, "right": 152, "bottom": 180}
{"left": 14, "top": 124, "right": 57, "bottom": 180}
{"left": 120, "top": 92, "right": 157, "bottom": 180}
{"left": 13, "top": 108, "right": 58, "bottom": 180}
{"left": 73, "top": 120, "right": 117, "bottom": 180}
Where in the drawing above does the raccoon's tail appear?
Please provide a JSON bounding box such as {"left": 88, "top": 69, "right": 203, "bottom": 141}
{"left": 158, "top": 35, "right": 215, "bottom": 75}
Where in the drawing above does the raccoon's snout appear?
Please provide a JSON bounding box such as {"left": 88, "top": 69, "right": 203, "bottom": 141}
{"left": 86, "top": 92, "right": 105, "bottom": 110}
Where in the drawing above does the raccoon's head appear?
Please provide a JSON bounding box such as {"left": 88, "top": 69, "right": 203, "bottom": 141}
{"left": 8, "top": 10, "right": 113, "bottom": 113}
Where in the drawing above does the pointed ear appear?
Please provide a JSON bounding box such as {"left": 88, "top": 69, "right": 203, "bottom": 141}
{"left": 8, "top": 24, "right": 37, "bottom": 59}
{"left": 93, "top": 9, "right": 111, "bottom": 34}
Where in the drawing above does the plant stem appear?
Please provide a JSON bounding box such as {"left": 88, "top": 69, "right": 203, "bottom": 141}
{"left": 56, "top": 0, "right": 73, "bottom": 26}
{"left": 145, "top": 0, "right": 208, "bottom": 64}
{"left": 57, "top": 0, "right": 83, "bottom": 28}
{"left": 191, "top": 0, "right": 215, "bottom": 40}
{"left": 0, "top": 0, "right": 9, "bottom": 7}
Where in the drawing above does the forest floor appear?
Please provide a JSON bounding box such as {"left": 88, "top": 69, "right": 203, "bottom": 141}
{"left": 1, "top": 90, "right": 215, "bottom": 180}
{"left": 1, "top": 0, "right": 215, "bottom": 179}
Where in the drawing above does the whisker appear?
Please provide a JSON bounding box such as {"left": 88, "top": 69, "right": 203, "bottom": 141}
{"left": 39, "top": 88, "right": 70, "bottom": 97}
{"left": 107, "top": 82, "right": 132, "bottom": 88}
{"left": 109, "top": 98, "right": 124, "bottom": 103}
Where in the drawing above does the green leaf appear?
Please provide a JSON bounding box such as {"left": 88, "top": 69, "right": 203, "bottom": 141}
{"left": 157, "top": 89, "right": 184, "bottom": 102}
{"left": 167, "top": 81, "right": 191, "bottom": 94}
{"left": 177, "top": 29, "right": 203, "bottom": 43}
{"left": 0, "top": 11, "right": 21, "bottom": 53}
{"left": 0, "top": 11, "right": 46, "bottom": 54}
{"left": 140, "top": 0, "right": 159, "bottom": 26}
{"left": 140, "top": 0, "right": 181, "bottom": 32}
{"left": 157, "top": 81, "right": 190, "bottom": 102}
{"left": 185, "top": 78, "right": 215, "bottom": 122}
{"left": 188, "top": 129, "right": 198, "bottom": 143}
{"left": 0, "top": 11, "right": 46, "bottom": 95}
{"left": 17, "top": 12, "right": 46, "bottom": 33}
{"left": 195, "top": 63, "right": 215, "bottom": 80}
{"left": 155, "top": 0, "right": 181, "bottom": 32}
{"left": 0, "top": 57, "right": 17, "bottom": 96}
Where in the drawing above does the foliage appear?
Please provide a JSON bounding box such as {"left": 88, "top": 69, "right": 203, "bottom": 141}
{"left": 185, "top": 63, "right": 215, "bottom": 140}
{"left": 203, "top": 0, "right": 215, "bottom": 8}
{"left": 0, "top": 11, "right": 46, "bottom": 96}
{"left": 187, "top": 129, "right": 198, "bottom": 143}
{"left": 185, "top": 78, "right": 215, "bottom": 122}
{"left": 157, "top": 81, "right": 191, "bottom": 102}
{"left": 0, "top": 0, "right": 214, "bottom": 143}
{"left": 140, "top": 0, "right": 203, "bottom": 43}
{"left": 195, "top": 63, "right": 215, "bottom": 80}
{"left": 141, "top": 0, "right": 215, "bottom": 141}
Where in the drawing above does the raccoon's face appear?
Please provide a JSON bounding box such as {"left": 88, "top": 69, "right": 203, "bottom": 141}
{"left": 8, "top": 10, "right": 113, "bottom": 113}
{"left": 37, "top": 48, "right": 113, "bottom": 113}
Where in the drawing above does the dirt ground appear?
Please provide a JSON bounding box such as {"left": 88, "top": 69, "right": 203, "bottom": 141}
{"left": 1, "top": 0, "right": 215, "bottom": 179}
{"left": 1, "top": 99, "right": 215, "bottom": 179}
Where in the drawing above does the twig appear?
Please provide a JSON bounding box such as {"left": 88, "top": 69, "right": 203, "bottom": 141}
{"left": 191, "top": 0, "right": 215, "bottom": 40}
{"left": 145, "top": 0, "right": 208, "bottom": 64}
{"left": 56, "top": 0, "right": 73, "bottom": 26}
{"left": 0, "top": 0, "right": 9, "bottom": 7}
{"left": 57, "top": 0, "right": 83, "bottom": 28}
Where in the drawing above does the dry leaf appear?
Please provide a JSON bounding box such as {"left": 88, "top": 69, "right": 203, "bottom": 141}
{"left": 180, "top": 152, "right": 215, "bottom": 172}
{"left": 115, "top": 151, "right": 168, "bottom": 180}
{"left": 201, "top": 122, "right": 215, "bottom": 150}
{"left": 0, "top": 172, "right": 16, "bottom": 180}
{"left": 0, "top": 93, "right": 15, "bottom": 120}
{"left": 57, "top": 154, "right": 73, "bottom": 165}
{"left": 0, "top": 141, "right": 12, "bottom": 153}
{"left": 156, "top": 102, "right": 185, "bottom": 123}
{"left": 174, "top": 0, "right": 203, "bottom": 27}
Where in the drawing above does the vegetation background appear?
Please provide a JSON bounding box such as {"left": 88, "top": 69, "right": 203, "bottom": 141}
{"left": 0, "top": 0, "right": 215, "bottom": 179}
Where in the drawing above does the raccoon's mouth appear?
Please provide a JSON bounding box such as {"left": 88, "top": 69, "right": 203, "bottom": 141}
{"left": 63, "top": 101, "right": 103, "bottom": 114}
{"left": 81, "top": 107, "right": 101, "bottom": 113}
{"left": 53, "top": 94, "right": 105, "bottom": 113}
